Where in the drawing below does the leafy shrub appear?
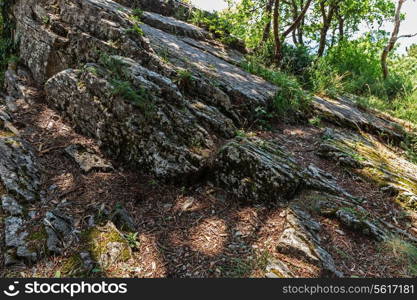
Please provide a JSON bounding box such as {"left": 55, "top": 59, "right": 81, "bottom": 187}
{"left": 241, "top": 57, "right": 311, "bottom": 116}
{"left": 308, "top": 36, "right": 414, "bottom": 100}
{"left": 189, "top": 10, "right": 241, "bottom": 48}
{"left": 257, "top": 41, "right": 314, "bottom": 79}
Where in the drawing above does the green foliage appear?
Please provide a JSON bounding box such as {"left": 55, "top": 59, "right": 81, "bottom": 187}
{"left": 126, "top": 8, "right": 144, "bottom": 37}
{"left": 241, "top": 57, "right": 311, "bottom": 116}
{"left": 126, "top": 23, "right": 144, "bottom": 37}
{"left": 124, "top": 232, "right": 140, "bottom": 250}
{"left": 110, "top": 79, "right": 150, "bottom": 109}
{"left": 99, "top": 54, "right": 154, "bottom": 116}
{"left": 132, "top": 8, "right": 144, "bottom": 20}
{"left": 220, "top": 250, "right": 271, "bottom": 278}
{"left": 308, "top": 116, "right": 322, "bottom": 127}
{"left": 173, "top": 69, "right": 195, "bottom": 92}
{"left": 382, "top": 236, "right": 417, "bottom": 276}
{"left": 257, "top": 41, "right": 314, "bottom": 78}
{"left": 189, "top": 9, "right": 240, "bottom": 47}
{"left": 309, "top": 35, "right": 414, "bottom": 101}
{"left": 353, "top": 45, "right": 417, "bottom": 125}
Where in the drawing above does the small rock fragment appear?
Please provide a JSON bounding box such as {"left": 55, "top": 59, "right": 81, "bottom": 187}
{"left": 65, "top": 144, "right": 113, "bottom": 173}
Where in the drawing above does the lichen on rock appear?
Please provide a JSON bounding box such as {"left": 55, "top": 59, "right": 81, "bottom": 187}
{"left": 83, "top": 222, "right": 132, "bottom": 272}
{"left": 213, "top": 136, "right": 302, "bottom": 202}
{"left": 318, "top": 128, "right": 417, "bottom": 212}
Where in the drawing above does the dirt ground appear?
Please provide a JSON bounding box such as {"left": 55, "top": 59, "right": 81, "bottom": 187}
{"left": 0, "top": 93, "right": 415, "bottom": 278}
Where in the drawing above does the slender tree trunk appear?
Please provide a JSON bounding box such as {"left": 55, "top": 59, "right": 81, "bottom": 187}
{"left": 273, "top": 0, "right": 282, "bottom": 61}
{"left": 258, "top": 0, "right": 275, "bottom": 49}
{"left": 290, "top": 0, "right": 300, "bottom": 44}
{"left": 317, "top": 0, "right": 338, "bottom": 57}
{"left": 337, "top": 12, "right": 345, "bottom": 41}
{"left": 381, "top": 0, "right": 406, "bottom": 79}
{"left": 273, "top": 0, "right": 312, "bottom": 63}
{"left": 298, "top": 15, "right": 305, "bottom": 46}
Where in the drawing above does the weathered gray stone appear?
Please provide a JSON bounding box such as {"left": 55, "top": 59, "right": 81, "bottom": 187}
{"left": 0, "top": 126, "right": 41, "bottom": 203}
{"left": 141, "top": 22, "right": 276, "bottom": 116}
{"left": 111, "top": 206, "right": 137, "bottom": 232}
{"left": 45, "top": 60, "right": 215, "bottom": 179}
{"left": 299, "top": 191, "right": 389, "bottom": 241}
{"left": 336, "top": 209, "right": 387, "bottom": 241}
{"left": 265, "top": 259, "right": 295, "bottom": 278}
{"left": 44, "top": 210, "right": 76, "bottom": 254}
{"left": 141, "top": 11, "right": 212, "bottom": 41}
{"left": 1, "top": 195, "right": 23, "bottom": 216}
{"left": 318, "top": 128, "right": 417, "bottom": 212}
{"left": 4, "top": 216, "right": 37, "bottom": 262}
{"left": 65, "top": 144, "right": 113, "bottom": 173}
{"left": 313, "top": 96, "right": 406, "bottom": 143}
{"left": 79, "top": 252, "right": 95, "bottom": 272}
{"left": 302, "top": 164, "right": 356, "bottom": 200}
{"left": 213, "top": 137, "right": 302, "bottom": 202}
{"left": 277, "top": 206, "right": 343, "bottom": 277}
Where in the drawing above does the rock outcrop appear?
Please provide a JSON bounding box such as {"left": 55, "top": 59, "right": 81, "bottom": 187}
{"left": 1, "top": 0, "right": 416, "bottom": 278}
{"left": 277, "top": 205, "right": 343, "bottom": 277}
{"left": 318, "top": 128, "right": 417, "bottom": 211}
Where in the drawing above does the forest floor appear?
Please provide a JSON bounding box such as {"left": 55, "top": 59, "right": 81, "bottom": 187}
{"left": 1, "top": 88, "right": 414, "bottom": 278}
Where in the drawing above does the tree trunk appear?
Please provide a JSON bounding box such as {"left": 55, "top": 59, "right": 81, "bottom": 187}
{"left": 273, "top": 0, "right": 282, "bottom": 61}
{"left": 317, "top": 0, "right": 338, "bottom": 57}
{"left": 337, "top": 12, "right": 345, "bottom": 41}
{"left": 258, "top": 0, "right": 275, "bottom": 48}
{"left": 381, "top": 0, "right": 406, "bottom": 79}
{"left": 273, "top": 0, "right": 312, "bottom": 63}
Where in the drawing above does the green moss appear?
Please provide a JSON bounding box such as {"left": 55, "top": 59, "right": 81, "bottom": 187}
{"left": 325, "top": 132, "right": 417, "bottom": 212}
{"left": 28, "top": 227, "right": 47, "bottom": 241}
{"left": 26, "top": 225, "right": 47, "bottom": 254}
{"left": 83, "top": 222, "right": 132, "bottom": 265}
{"left": 61, "top": 254, "right": 84, "bottom": 277}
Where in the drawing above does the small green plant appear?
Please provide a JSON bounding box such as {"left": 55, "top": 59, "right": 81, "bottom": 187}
{"left": 308, "top": 116, "right": 322, "bottom": 127}
{"left": 125, "top": 8, "right": 145, "bottom": 37}
{"left": 174, "top": 69, "right": 195, "bottom": 92}
{"left": 97, "top": 53, "right": 155, "bottom": 116}
{"left": 42, "top": 15, "right": 50, "bottom": 25}
{"left": 382, "top": 236, "right": 417, "bottom": 276}
{"left": 235, "top": 129, "right": 256, "bottom": 138}
{"left": 157, "top": 47, "right": 170, "bottom": 64}
{"left": 241, "top": 57, "right": 311, "bottom": 116}
{"left": 254, "top": 106, "right": 273, "bottom": 130}
{"left": 99, "top": 53, "right": 127, "bottom": 77}
{"left": 132, "top": 8, "right": 144, "bottom": 20}
{"left": 124, "top": 232, "right": 140, "bottom": 250}
{"left": 220, "top": 251, "right": 271, "bottom": 278}
{"left": 110, "top": 79, "right": 154, "bottom": 114}
{"left": 126, "top": 23, "right": 144, "bottom": 37}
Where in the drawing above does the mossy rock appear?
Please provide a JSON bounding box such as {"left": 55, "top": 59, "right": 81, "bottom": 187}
{"left": 83, "top": 222, "right": 132, "bottom": 271}
{"left": 26, "top": 225, "right": 48, "bottom": 255}
{"left": 61, "top": 255, "right": 86, "bottom": 277}
{"left": 318, "top": 129, "right": 417, "bottom": 212}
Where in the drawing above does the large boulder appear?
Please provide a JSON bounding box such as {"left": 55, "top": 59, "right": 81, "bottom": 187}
{"left": 213, "top": 137, "right": 355, "bottom": 202}
{"left": 213, "top": 137, "right": 302, "bottom": 202}
{"left": 45, "top": 57, "right": 217, "bottom": 179}
{"left": 313, "top": 96, "right": 408, "bottom": 144}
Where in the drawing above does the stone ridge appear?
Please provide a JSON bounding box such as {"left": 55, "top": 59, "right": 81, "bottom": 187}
{"left": 1, "top": 0, "right": 416, "bottom": 278}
